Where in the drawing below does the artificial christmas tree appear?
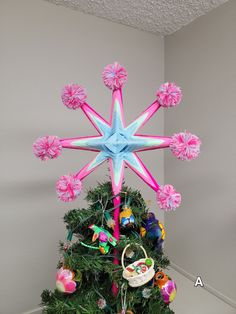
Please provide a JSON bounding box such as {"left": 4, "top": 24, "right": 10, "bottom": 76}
{"left": 41, "top": 182, "right": 174, "bottom": 313}
{"left": 34, "top": 62, "right": 200, "bottom": 313}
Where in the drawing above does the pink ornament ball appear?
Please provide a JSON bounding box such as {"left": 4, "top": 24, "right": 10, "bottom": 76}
{"left": 161, "top": 280, "right": 177, "bottom": 304}
{"left": 170, "top": 131, "right": 201, "bottom": 161}
{"left": 102, "top": 62, "right": 127, "bottom": 90}
{"left": 156, "top": 82, "right": 182, "bottom": 107}
{"left": 157, "top": 184, "right": 181, "bottom": 211}
{"left": 56, "top": 267, "right": 76, "bottom": 294}
{"left": 33, "top": 136, "right": 62, "bottom": 161}
{"left": 61, "top": 84, "right": 87, "bottom": 109}
{"left": 56, "top": 174, "right": 82, "bottom": 202}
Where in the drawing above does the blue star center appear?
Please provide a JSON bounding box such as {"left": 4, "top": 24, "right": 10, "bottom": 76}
{"left": 105, "top": 132, "right": 127, "bottom": 154}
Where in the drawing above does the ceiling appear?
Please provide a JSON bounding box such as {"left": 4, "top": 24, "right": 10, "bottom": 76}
{"left": 46, "top": 0, "right": 228, "bottom": 35}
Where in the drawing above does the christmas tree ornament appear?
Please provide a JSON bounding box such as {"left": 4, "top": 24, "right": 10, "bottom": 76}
{"left": 125, "top": 247, "right": 135, "bottom": 259}
{"left": 63, "top": 232, "right": 80, "bottom": 252}
{"left": 63, "top": 242, "right": 72, "bottom": 252}
{"left": 97, "top": 298, "right": 107, "bottom": 310}
{"left": 122, "top": 244, "right": 155, "bottom": 287}
{"left": 140, "top": 226, "right": 147, "bottom": 237}
{"left": 154, "top": 271, "right": 169, "bottom": 287}
{"left": 89, "top": 224, "right": 117, "bottom": 254}
{"left": 145, "top": 258, "right": 153, "bottom": 267}
{"left": 160, "top": 280, "right": 177, "bottom": 304}
{"left": 155, "top": 271, "right": 177, "bottom": 304}
{"left": 106, "top": 217, "right": 115, "bottom": 230}
{"left": 105, "top": 212, "right": 115, "bottom": 230}
{"left": 33, "top": 60, "right": 200, "bottom": 214}
{"left": 119, "top": 205, "right": 135, "bottom": 228}
{"left": 142, "top": 288, "right": 152, "bottom": 299}
{"left": 141, "top": 212, "right": 165, "bottom": 250}
{"left": 56, "top": 267, "right": 77, "bottom": 294}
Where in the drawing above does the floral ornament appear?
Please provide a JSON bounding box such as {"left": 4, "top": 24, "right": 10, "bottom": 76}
{"left": 97, "top": 298, "right": 107, "bottom": 309}
{"left": 142, "top": 288, "right": 152, "bottom": 299}
{"left": 56, "top": 267, "right": 76, "bottom": 294}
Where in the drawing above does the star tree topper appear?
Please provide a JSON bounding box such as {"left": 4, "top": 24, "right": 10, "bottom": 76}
{"left": 33, "top": 62, "right": 201, "bottom": 243}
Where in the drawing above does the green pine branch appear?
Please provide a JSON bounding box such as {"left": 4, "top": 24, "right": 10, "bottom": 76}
{"left": 41, "top": 181, "right": 174, "bottom": 314}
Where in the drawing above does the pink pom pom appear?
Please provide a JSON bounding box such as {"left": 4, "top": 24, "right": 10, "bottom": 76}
{"left": 33, "top": 136, "right": 62, "bottom": 161}
{"left": 102, "top": 62, "right": 127, "bottom": 90}
{"left": 170, "top": 132, "right": 201, "bottom": 161}
{"left": 61, "top": 84, "right": 87, "bottom": 109}
{"left": 156, "top": 82, "right": 182, "bottom": 107}
{"left": 157, "top": 185, "right": 181, "bottom": 211}
{"left": 56, "top": 174, "right": 82, "bottom": 202}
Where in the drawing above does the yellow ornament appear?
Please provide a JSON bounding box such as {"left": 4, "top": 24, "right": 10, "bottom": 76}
{"left": 140, "top": 226, "right": 147, "bottom": 237}
{"left": 119, "top": 206, "right": 135, "bottom": 228}
{"left": 158, "top": 221, "right": 165, "bottom": 240}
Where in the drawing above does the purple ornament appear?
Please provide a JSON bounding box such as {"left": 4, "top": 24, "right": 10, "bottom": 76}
{"left": 161, "top": 280, "right": 177, "bottom": 304}
{"left": 99, "top": 232, "right": 108, "bottom": 243}
{"left": 142, "top": 212, "right": 165, "bottom": 250}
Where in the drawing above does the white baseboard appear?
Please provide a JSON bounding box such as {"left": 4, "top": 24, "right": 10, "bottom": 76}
{"left": 21, "top": 307, "right": 43, "bottom": 314}
{"left": 170, "top": 261, "right": 236, "bottom": 309}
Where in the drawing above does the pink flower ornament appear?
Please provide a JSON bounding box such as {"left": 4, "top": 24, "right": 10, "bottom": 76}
{"left": 56, "top": 174, "right": 82, "bottom": 202}
{"left": 97, "top": 298, "right": 107, "bottom": 309}
{"left": 170, "top": 131, "right": 201, "bottom": 161}
{"left": 61, "top": 84, "right": 87, "bottom": 109}
{"left": 99, "top": 232, "right": 108, "bottom": 243}
{"left": 33, "top": 136, "right": 62, "bottom": 161}
{"left": 156, "top": 82, "right": 182, "bottom": 107}
{"left": 56, "top": 268, "right": 76, "bottom": 294}
{"left": 157, "top": 185, "right": 181, "bottom": 211}
{"left": 102, "top": 62, "right": 127, "bottom": 90}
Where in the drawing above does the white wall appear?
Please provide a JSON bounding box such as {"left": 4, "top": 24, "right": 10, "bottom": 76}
{"left": 165, "top": 0, "right": 236, "bottom": 306}
{"left": 0, "top": 1, "right": 164, "bottom": 313}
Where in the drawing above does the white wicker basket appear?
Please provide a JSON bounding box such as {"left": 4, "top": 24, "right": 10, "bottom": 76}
{"left": 121, "top": 244, "right": 155, "bottom": 287}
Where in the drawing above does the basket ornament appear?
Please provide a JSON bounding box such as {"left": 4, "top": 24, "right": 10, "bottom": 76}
{"left": 122, "top": 244, "right": 155, "bottom": 287}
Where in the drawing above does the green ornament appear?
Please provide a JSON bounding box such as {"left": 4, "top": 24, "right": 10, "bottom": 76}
{"left": 145, "top": 258, "right": 152, "bottom": 266}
